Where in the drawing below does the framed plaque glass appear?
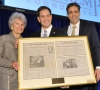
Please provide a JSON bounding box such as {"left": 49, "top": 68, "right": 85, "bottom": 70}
{"left": 18, "top": 36, "right": 96, "bottom": 90}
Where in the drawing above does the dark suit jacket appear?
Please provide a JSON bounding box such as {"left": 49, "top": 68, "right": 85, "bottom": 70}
{"left": 63, "top": 20, "right": 100, "bottom": 68}
{"left": 30, "top": 26, "right": 67, "bottom": 37}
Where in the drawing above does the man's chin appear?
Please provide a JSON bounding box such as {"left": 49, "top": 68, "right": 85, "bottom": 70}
{"left": 71, "top": 20, "right": 79, "bottom": 24}
{"left": 44, "top": 25, "right": 51, "bottom": 28}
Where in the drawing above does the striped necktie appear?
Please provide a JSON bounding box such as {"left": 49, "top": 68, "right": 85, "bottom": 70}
{"left": 43, "top": 30, "right": 47, "bottom": 37}
{"left": 71, "top": 26, "right": 76, "bottom": 36}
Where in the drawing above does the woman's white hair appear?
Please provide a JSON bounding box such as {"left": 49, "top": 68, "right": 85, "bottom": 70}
{"left": 8, "top": 12, "right": 27, "bottom": 29}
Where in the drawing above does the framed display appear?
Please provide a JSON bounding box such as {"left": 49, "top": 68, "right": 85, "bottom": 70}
{"left": 18, "top": 36, "right": 96, "bottom": 90}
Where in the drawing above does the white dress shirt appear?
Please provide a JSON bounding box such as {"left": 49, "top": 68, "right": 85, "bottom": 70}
{"left": 41, "top": 25, "right": 52, "bottom": 37}
{"left": 67, "top": 21, "right": 80, "bottom": 36}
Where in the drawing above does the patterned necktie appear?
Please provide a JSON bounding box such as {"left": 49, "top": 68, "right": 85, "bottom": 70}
{"left": 43, "top": 30, "right": 47, "bottom": 37}
{"left": 71, "top": 26, "right": 76, "bottom": 36}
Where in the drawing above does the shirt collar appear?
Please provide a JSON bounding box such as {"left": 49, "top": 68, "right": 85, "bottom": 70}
{"left": 41, "top": 25, "right": 52, "bottom": 37}
{"left": 70, "top": 21, "right": 80, "bottom": 28}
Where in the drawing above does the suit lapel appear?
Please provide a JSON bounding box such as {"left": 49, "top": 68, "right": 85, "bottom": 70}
{"left": 49, "top": 27, "right": 56, "bottom": 37}
{"left": 37, "top": 30, "right": 41, "bottom": 37}
{"left": 79, "top": 21, "right": 85, "bottom": 36}
{"left": 65, "top": 26, "right": 69, "bottom": 34}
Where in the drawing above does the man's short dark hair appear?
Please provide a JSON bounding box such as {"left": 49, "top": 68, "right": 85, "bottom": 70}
{"left": 37, "top": 6, "right": 51, "bottom": 17}
{"left": 66, "top": 3, "right": 80, "bottom": 13}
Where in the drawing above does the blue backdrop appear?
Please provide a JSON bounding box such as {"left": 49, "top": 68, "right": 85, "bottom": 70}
{"left": 0, "top": 8, "right": 100, "bottom": 90}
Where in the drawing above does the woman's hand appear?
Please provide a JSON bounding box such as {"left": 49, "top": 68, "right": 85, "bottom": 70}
{"left": 15, "top": 39, "right": 19, "bottom": 48}
{"left": 11, "top": 61, "right": 19, "bottom": 71}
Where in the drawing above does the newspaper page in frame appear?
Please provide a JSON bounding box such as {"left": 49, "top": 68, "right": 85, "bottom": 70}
{"left": 18, "top": 36, "right": 96, "bottom": 90}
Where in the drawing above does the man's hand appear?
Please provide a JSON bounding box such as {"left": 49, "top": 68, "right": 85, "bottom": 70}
{"left": 95, "top": 68, "right": 100, "bottom": 82}
{"left": 60, "top": 86, "right": 69, "bottom": 89}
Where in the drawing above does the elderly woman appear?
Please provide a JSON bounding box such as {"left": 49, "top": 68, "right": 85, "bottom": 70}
{"left": 0, "top": 12, "right": 27, "bottom": 90}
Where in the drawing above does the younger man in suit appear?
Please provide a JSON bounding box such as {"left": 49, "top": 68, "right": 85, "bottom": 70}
{"left": 30, "top": 6, "right": 68, "bottom": 90}
{"left": 63, "top": 2, "right": 100, "bottom": 90}
{"left": 30, "top": 6, "right": 67, "bottom": 37}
